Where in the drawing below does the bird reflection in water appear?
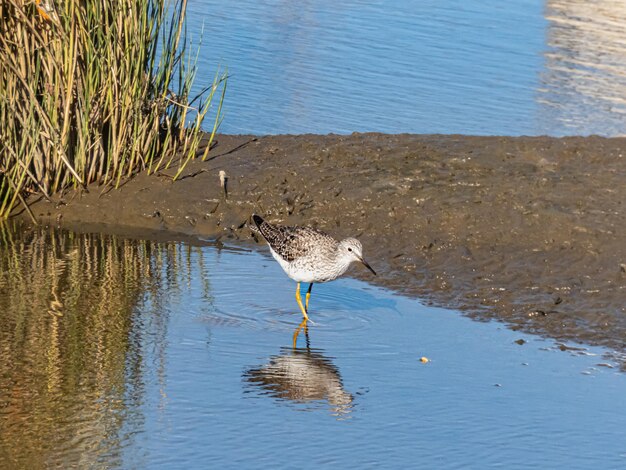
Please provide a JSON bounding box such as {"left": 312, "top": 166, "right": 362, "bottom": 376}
{"left": 244, "top": 324, "right": 354, "bottom": 417}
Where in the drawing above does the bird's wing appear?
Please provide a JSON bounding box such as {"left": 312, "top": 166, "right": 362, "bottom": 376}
{"left": 255, "top": 218, "right": 333, "bottom": 262}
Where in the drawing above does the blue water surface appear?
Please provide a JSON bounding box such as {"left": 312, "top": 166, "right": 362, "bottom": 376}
{"left": 1, "top": 229, "right": 626, "bottom": 468}
{"left": 119, "top": 244, "right": 626, "bottom": 469}
{"left": 188, "top": 0, "right": 626, "bottom": 136}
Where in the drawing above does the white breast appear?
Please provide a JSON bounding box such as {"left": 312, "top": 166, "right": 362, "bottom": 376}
{"left": 269, "top": 247, "right": 349, "bottom": 283}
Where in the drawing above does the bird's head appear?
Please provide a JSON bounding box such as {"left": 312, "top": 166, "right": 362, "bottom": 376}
{"left": 338, "top": 238, "right": 376, "bottom": 275}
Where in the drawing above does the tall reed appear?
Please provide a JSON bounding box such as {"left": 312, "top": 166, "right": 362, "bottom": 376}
{"left": 0, "top": 0, "right": 226, "bottom": 219}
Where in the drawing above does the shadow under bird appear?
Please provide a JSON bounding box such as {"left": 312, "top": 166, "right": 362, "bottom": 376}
{"left": 251, "top": 214, "right": 376, "bottom": 323}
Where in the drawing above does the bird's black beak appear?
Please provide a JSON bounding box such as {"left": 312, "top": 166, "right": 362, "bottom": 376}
{"left": 359, "top": 257, "right": 376, "bottom": 275}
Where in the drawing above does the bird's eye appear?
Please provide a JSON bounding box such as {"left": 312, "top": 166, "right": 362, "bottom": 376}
{"left": 348, "top": 247, "right": 352, "bottom": 252}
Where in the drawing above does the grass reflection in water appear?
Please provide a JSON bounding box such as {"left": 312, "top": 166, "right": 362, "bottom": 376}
{"left": 0, "top": 224, "right": 211, "bottom": 468}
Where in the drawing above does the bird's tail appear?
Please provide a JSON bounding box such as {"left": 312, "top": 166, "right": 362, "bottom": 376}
{"left": 251, "top": 214, "right": 282, "bottom": 244}
{"left": 249, "top": 214, "right": 264, "bottom": 234}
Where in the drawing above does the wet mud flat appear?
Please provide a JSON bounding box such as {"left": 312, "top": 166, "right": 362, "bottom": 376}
{"left": 19, "top": 133, "right": 626, "bottom": 352}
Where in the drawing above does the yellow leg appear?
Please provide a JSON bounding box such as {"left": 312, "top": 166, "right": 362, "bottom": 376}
{"left": 295, "top": 282, "right": 310, "bottom": 321}
{"left": 292, "top": 318, "right": 308, "bottom": 348}
{"left": 305, "top": 283, "right": 313, "bottom": 312}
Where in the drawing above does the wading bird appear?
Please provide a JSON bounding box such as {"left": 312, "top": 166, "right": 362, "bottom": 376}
{"left": 252, "top": 214, "right": 376, "bottom": 324}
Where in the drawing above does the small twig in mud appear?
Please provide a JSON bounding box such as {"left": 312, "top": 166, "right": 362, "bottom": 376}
{"left": 158, "top": 168, "right": 207, "bottom": 181}
{"left": 207, "top": 138, "right": 257, "bottom": 161}
{"left": 99, "top": 186, "right": 115, "bottom": 198}
{"left": 3, "top": 173, "right": 37, "bottom": 224}
{"left": 219, "top": 170, "right": 228, "bottom": 199}
{"left": 178, "top": 169, "right": 208, "bottom": 181}
{"left": 17, "top": 191, "right": 37, "bottom": 224}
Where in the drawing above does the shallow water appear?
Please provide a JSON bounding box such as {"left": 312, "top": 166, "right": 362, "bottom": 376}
{"left": 1, "top": 227, "right": 626, "bottom": 468}
{"left": 188, "top": 0, "right": 626, "bottom": 136}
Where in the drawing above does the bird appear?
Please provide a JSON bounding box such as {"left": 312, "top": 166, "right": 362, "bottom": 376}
{"left": 251, "top": 214, "right": 376, "bottom": 323}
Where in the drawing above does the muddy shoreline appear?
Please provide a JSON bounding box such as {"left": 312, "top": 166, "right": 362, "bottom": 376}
{"left": 15, "top": 133, "right": 626, "bottom": 353}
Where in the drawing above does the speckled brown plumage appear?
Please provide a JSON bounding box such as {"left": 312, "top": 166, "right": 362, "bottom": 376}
{"left": 252, "top": 214, "right": 337, "bottom": 263}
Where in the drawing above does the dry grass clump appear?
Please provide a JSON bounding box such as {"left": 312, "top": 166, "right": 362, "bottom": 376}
{"left": 0, "top": 0, "right": 226, "bottom": 219}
